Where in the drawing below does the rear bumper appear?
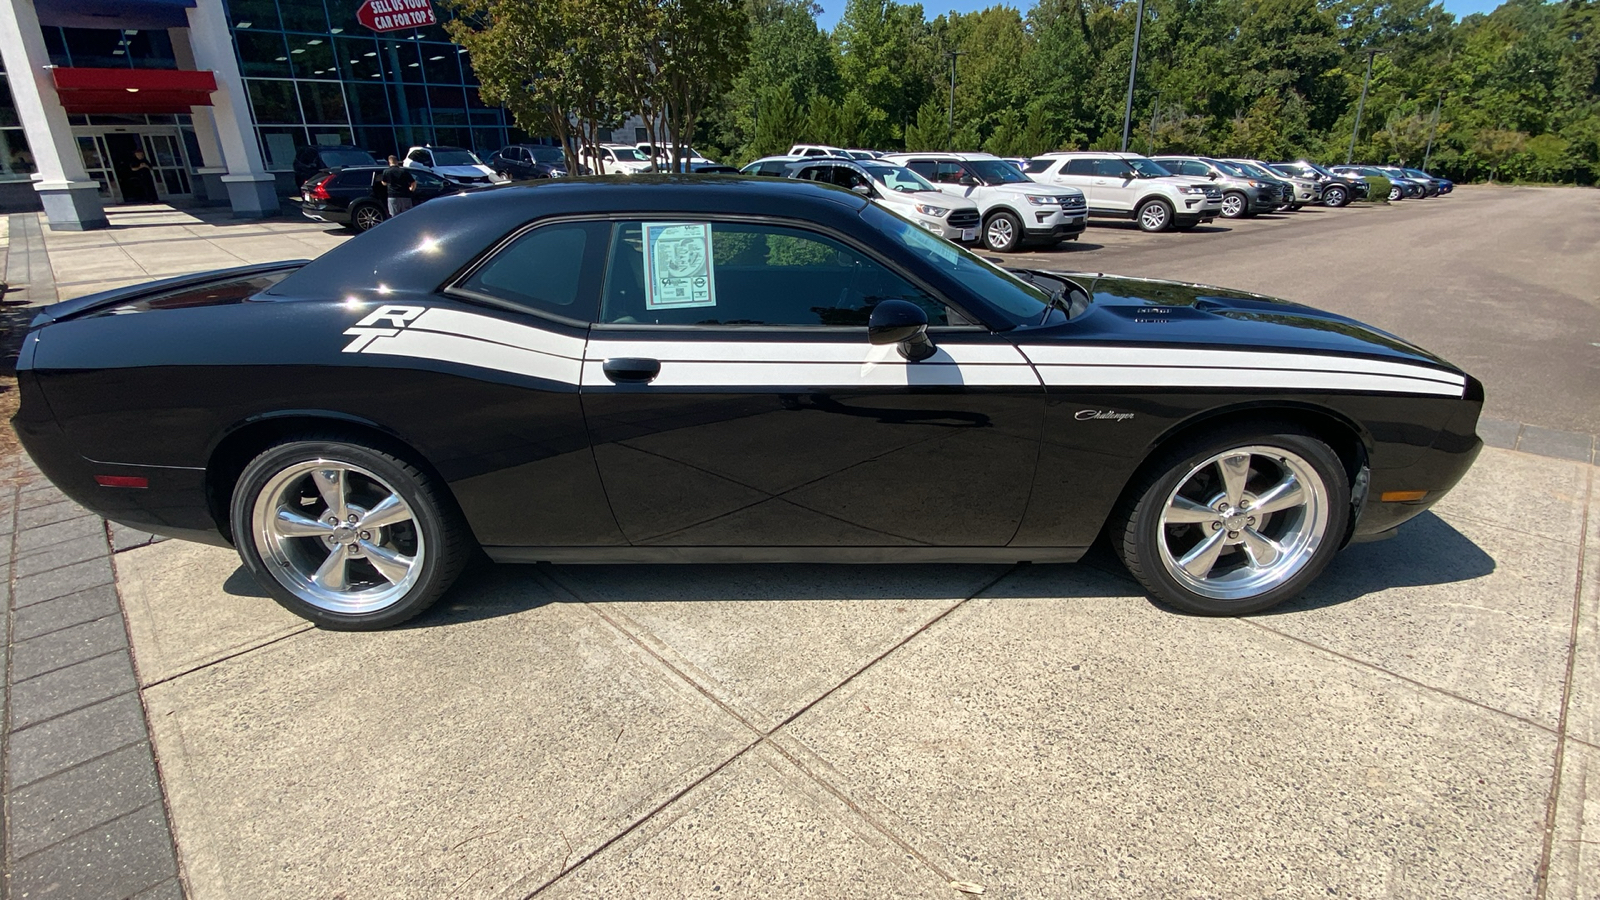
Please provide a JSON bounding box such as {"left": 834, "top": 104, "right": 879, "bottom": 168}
{"left": 295, "top": 201, "right": 352, "bottom": 225}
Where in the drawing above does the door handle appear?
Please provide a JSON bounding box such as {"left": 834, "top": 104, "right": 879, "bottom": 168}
{"left": 602, "top": 357, "right": 661, "bottom": 384}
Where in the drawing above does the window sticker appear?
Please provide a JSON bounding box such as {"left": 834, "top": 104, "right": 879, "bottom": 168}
{"left": 643, "top": 222, "right": 717, "bottom": 310}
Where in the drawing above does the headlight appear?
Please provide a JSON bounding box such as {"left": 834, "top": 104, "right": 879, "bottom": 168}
{"left": 915, "top": 203, "right": 950, "bottom": 217}
{"left": 1177, "top": 185, "right": 1205, "bottom": 194}
{"left": 1245, "top": 180, "right": 1260, "bottom": 187}
{"left": 1024, "top": 194, "right": 1059, "bottom": 206}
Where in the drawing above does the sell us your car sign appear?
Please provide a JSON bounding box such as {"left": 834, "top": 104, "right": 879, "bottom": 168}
{"left": 358, "top": 0, "right": 436, "bottom": 33}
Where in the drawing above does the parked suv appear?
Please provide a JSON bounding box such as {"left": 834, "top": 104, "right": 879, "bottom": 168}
{"left": 1022, "top": 151, "right": 1221, "bottom": 232}
{"left": 788, "top": 143, "right": 851, "bottom": 158}
{"left": 786, "top": 157, "right": 983, "bottom": 245}
{"left": 296, "top": 166, "right": 466, "bottom": 232}
{"left": 581, "top": 143, "right": 655, "bottom": 175}
{"left": 1333, "top": 165, "right": 1416, "bottom": 200}
{"left": 1224, "top": 158, "right": 1317, "bottom": 209}
{"left": 1150, "top": 155, "right": 1279, "bottom": 218}
{"left": 880, "top": 151, "right": 1087, "bottom": 251}
{"left": 489, "top": 144, "right": 570, "bottom": 180}
{"left": 292, "top": 145, "right": 379, "bottom": 185}
{"left": 404, "top": 145, "right": 504, "bottom": 185}
{"left": 1270, "top": 161, "right": 1366, "bottom": 207}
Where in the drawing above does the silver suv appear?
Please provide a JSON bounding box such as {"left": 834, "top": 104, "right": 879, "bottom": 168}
{"left": 880, "top": 151, "right": 1087, "bottom": 252}
{"left": 786, "top": 158, "right": 983, "bottom": 244}
{"left": 1150, "top": 156, "right": 1281, "bottom": 219}
{"left": 1024, "top": 151, "right": 1222, "bottom": 232}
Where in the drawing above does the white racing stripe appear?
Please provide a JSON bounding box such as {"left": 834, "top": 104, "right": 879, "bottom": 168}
{"left": 585, "top": 339, "right": 1026, "bottom": 365}
{"left": 412, "top": 308, "right": 586, "bottom": 359}
{"left": 1033, "top": 365, "right": 1464, "bottom": 396}
{"left": 1021, "top": 344, "right": 1465, "bottom": 388}
{"left": 361, "top": 329, "right": 582, "bottom": 384}
{"left": 581, "top": 359, "right": 1040, "bottom": 388}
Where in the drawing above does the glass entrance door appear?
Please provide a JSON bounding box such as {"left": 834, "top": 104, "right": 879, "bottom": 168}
{"left": 73, "top": 128, "right": 196, "bottom": 204}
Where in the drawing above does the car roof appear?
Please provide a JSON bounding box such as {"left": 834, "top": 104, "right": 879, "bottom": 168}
{"left": 883, "top": 151, "right": 1000, "bottom": 161}
{"left": 1034, "top": 151, "right": 1146, "bottom": 159}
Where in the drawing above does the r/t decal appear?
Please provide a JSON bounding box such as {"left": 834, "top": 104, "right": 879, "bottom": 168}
{"left": 343, "top": 305, "right": 426, "bottom": 352}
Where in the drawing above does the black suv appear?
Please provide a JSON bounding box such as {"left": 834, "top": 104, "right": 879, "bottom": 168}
{"left": 489, "top": 144, "right": 571, "bottom": 180}
{"left": 1269, "top": 160, "right": 1367, "bottom": 207}
{"left": 295, "top": 166, "right": 465, "bottom": 232}
{"left": 291, "top": 145, "right": 380, "bottom": 185}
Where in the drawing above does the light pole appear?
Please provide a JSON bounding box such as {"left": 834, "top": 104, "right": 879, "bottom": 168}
{"left": 1346, "top": 48, "right": 1388, "bottom": 164}
{"left": 946, "top": 50, "right": 965, "bottom": 150}
{"left": 1119, "top": 0, "right": 1148, "bottom": 152}
{"left": 1422, "top": 91, "right": 1445, "bottom": 171}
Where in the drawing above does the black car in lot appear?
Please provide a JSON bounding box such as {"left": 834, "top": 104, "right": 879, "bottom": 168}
{"left": 13, "top": 177, "right": 1482, "bottom": 630}
{"left": 488, "top": 144, "right": 570, "bottom": 181}
{"left": 296, "top": 165, "right": 466, "bottom": 232}
{"left": 291, "top": 145, "right": 380, "bottom": 185}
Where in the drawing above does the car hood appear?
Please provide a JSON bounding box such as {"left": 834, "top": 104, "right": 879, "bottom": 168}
{"left": 1016, "top": 272, "right": 1461, "bottom": 372}
{"left": 433, "top": 164, "right": 495, "bottom": 179}
{"left": 882, "top": 189, "right": 981, "bottom": 212}
{"left": 986, "top": 182, "right": 1080, "bottom": 197}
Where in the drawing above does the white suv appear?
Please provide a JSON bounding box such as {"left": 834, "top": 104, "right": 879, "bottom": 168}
{"left": 880, "top": 151, "right": 1087, "bottom": 252}
{"left": 403, "top": 146, "right": 505, "bottom": 185}
{"left": 785, "top": 157, "right": 983, "bottom": 245}
{"left": 1023, "top": 151, "right": 1222, "bottom": 232}
{"left": 788, "top": 143, "right": 851, "bottom": 158}
{"left": 583, "top": 143, "right": 655, "bottom": 175}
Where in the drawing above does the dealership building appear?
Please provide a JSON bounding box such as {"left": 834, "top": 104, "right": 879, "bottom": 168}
{"left": 0, "top": 0, "right": 522, "bottom": 228}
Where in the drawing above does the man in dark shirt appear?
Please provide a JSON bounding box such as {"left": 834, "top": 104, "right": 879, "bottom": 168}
{"left": 381, "top": 156, "right": 415, "bottom": 217}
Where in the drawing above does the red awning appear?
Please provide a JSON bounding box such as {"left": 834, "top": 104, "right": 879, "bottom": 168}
{"left": 52, "top": 67, "right": 217, "bottom": 115}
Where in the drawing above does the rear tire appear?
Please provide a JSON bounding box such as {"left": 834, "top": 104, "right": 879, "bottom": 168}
{"left": 230, "top": 437, "right": 471, "bottom": 630}
{"left": 1112, "top": 426, "right": 1350, "bottom": 616}
{"left": 983, "top": 210, "right": 1023, "bottom": 252}
{"left": 350, "top": 202, "right": 386, "bottom": 232}
{"left": 1136, "top": 198, "right": 1173, "bottom": 232}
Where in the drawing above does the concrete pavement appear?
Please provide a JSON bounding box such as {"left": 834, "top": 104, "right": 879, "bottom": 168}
{"left": 94, "top": 447, "right": 1595, "bottom": 899}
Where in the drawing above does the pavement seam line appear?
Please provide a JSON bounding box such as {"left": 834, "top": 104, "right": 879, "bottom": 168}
{"left": 12, "top": 610, "right": 122, "bottom": 644}
{"left": 136, "top": 624, "right": 317, "bottom": 691}
{"left": 10, "top": 683, "right": 139, "bottom": 735}
{"left": 9, "top": 646, "right": 126, "bottom": 687}
{"left": 1240, "top": 618, "right": 1566, "bottom": 738}
{"left": 4, "top": 479, "right": 24, "bottom": 877}
{"left": 11, "top": 799, "right": 168, "bottom": 865}
{"left": 1535, "top": 462, "right": 1592, "bottom": 900}
{"left": 107, "top": 527, "right": 194, "bottom": 899}
{"left": 522, "top": 563, "right": 1019, "bottom": 896}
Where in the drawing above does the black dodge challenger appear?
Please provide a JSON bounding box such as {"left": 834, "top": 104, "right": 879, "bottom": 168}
{"left": 13, "top": 177, "right": 1482, "bottom": 629}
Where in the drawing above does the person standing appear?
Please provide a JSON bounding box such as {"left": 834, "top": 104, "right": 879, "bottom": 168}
{"left": 381, "top": 155, "right": 415, "bottom": 217}
{"left": 127, "top": 149, "right": 158, "bottom": 203}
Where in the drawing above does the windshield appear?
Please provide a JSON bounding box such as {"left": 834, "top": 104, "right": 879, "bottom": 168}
{"left": 967, "top": 159, "right": 1031, "bottom": 184}
{"left": 322, "top": 149, "right": 376, "bottom": 167}
{"left": 862, "top": 163, "right": 938, "bottom": 193}
{"left": 1127, "top": 158, "right": 1173, "bottom": 178}
{"left": 1232, "top": 160, "right": 1275, "bottom": 179}
{"left": 530, "top": 147, "right": 564, "bottom": 164}
{"left": 1212, "top": 160, "right": 1250, "bottom": 177}
{"left": 1404, "top": 169, "right": 1429, "bottom": 178}
{"left": 610, "top": 147, "right": 649, "bottom": 161}
{"left": 862, "top": 203, "right": 1054, "bottom": 328}
{"left": 432, "top": 150, "right": 483, "bottom": 166}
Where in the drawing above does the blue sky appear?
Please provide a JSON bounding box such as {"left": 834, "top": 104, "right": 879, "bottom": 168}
{"left": 814, "top": 0, "right": 1504, "bottom": 30}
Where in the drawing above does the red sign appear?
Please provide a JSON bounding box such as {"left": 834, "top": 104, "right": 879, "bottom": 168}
{"left": 357, "top": 0, "right": 437, "bottom": 32}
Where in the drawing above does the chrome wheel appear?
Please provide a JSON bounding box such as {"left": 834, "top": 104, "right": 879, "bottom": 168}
{"left": 1138, "top": 200, "right": 1171, "bottom": 231}
{"left": 985, "top": 215, "right": 1017, "bottom": 251}
{"left": 353, "top": 205, "right": 385, "bottom": 231}
{"left": 250, "top": 460, "right": 425, "bottom": 614}
{"left": 1388, "top": 186, "right": 1402, "bottom": 201}
{"left": 1156, "top": 446, "right": 1329, "bottom": 602}
{"left": 1323, "top": 186, "right": 1346, "bottom": 207}
{"left": 1220, "top": 193, "right": 1245, "bottom": 218}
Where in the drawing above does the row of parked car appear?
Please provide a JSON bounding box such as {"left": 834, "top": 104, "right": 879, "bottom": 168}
{"left": 292, "top": 139, "right": 1452, "bottom": 246}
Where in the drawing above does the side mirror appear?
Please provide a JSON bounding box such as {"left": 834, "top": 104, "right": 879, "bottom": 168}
{"left": 1208, "top": 172, "right": 1220, "bottom": 179}
{"left": 868, "top": 299, "right": 936, "bottom": 361}
{"left": 850, "top": 183, "right": 872, "bottom": 196}
{"left": 958, "top": 174, "right": 980, "bottom": 186}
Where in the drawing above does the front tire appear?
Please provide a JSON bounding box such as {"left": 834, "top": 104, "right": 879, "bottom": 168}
{"left": 1219, "top": 192, "right": 1248, "bottom": 219}
{"left": 1136, "top": 198, "right": 1173, "bottom": 232}
{"left": 231, "top": 438, "right": 471, "bottom": 630}
{"left": 983, "top": 210, "right": 1023, "bottom": 252}
{"left": 1388, "top": 185, "right": 1403, "bottom": 201}
{"left": 1323, "top": 185, "right": 1348, "bottom": 207}
{"left": 1112, "top": 427, "right": 1350, "bottom": 616}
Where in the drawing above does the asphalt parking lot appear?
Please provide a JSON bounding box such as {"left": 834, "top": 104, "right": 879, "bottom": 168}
{"left": 4, "top": 186, "right": 1599, "bottom": 899}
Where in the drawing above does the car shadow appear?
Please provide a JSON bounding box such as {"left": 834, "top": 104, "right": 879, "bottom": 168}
{"left": 402, "top": 511, "right": 1493, "bottom": 627}
{"left": 1027, "top": 241, "right": 1106, "bottom": 253}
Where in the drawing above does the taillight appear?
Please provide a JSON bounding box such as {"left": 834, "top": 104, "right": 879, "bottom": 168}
{"left": 308, "top": 174, "right": 335, "bottom": 200}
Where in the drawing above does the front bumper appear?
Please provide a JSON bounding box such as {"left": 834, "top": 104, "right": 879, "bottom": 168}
{"left": 924, "top": 218, "right": 981, "bottom": 244}
{"left": 1179, "top": 195, "right": 1223, "bottom": 220}
{"left": 1028, "top": 206, "right": 1088, "bottom": 237}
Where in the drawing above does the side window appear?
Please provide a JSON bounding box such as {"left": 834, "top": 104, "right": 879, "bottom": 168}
{"left": 934, "top": 162, "right": 965, "bottom": 184}
{"left": 599, "top": 221, "right": 953, "bottom": 328}
{"left": 406, "top": 149, "right": 429, "bottom": 165}
{"left": 1064, "top": 158, "right": 1094, "bottom": 175}
{"left": 414, "top": 171, "right": 445, "bottom": 187}
{"left": 795, "top": 166, "right": 825, "bottom": 181}
{"left": 904, "top": 160, "right": 936, "bottom": 180}
{"left": 455, "top": 221, "right": 609, "bottom": 322}
{"left": 1023, "top": 158, "right": 1054, "bottom": 174}
{"left": 1091, "top": 159, "right": 1128, "bottom": 177}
